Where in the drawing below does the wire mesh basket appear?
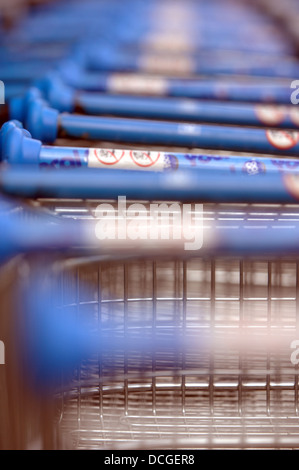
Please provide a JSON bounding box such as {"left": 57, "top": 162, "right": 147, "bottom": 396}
{"left": 1, "top": 197, "right": 299, "bottom": 450}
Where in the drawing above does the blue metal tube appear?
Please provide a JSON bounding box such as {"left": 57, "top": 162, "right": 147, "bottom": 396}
{"left": 0, "top": 165, "right": 298, "bottom": 205}
{"left": 58, "top": 67, "right": 293, "bottom": 104}
{"left": 57, "top": 114, "right": 299, "bottom": 156}
{"left": 68, "top": 92, "right": 299, "bottom": 129}
{"left": 85, "top": 46, "right": 299, "bottom": 79}
{"left": 37, "top": 146, "right": 299, "bottom": 175}
{"left": 5, "top": 120, "right": 299, "bottom": 172}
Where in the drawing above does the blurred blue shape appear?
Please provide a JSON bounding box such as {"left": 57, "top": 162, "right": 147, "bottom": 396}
{"left": 18, "top": 269, "right": 190, "bottom": 391}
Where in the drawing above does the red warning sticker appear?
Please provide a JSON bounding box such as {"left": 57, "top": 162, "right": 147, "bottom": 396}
{"left": 88, "top": 148, "right": 165, "bottom": 171}
{"left": 93, "top": 149, "right": 125, "bottom": 165}
{"left": 266, "top": 130, "right": 299, "bottom": 150}
{"left": 129, "top": 151, "right": 160, "bottom": 167}
{"left": 255, "top": 105, "right": 286, "bottom": 126}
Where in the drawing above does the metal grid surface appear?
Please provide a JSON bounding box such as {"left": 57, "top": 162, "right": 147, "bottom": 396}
{"left": 23, "top": 199, "right": 299, "bottom": 450}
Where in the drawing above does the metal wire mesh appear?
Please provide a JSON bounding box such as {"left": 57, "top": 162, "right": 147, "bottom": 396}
{"left": 6, "top": 199, "right": 297, "bottom": 450}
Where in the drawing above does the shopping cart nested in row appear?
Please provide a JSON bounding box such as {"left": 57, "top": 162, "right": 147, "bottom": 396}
{"left": 2, "top": 0, "right": 299, "bottom": 452}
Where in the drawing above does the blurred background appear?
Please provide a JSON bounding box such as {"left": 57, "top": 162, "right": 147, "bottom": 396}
{"left": 2, "top": 0, "right": 299, "bottom": 452}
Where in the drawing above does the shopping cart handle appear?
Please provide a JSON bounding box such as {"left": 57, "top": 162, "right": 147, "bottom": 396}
{"left": 26, "top": 76, "right": 299, "bottom": 130}
{"left": 0, "top": 120, "right": 41, "bottom": 164}
{"left": 13, "top": 76, "right": 76, "bottom": 115}
{"left": 45, "top": 75, "right": 76, "bottom": 113}
{"left": 0, "top": 195, "right": 88, "bottom": 264}
{"left": 13, "top": 94, "right": 299, "bottom": 155}
{"left": 0, "top": 163, "right": 298, "bottom": 204}
{"left": 9, "top": 90, "right": 58, "bottom": 144}
{"left": 4, "top": 119, "right": 299, "bottom": 176}
{"left": 9, "top": 86, "right": 43, "bottom": 123}
{"left": 25, "top": 98, "right": 58, "bottom": 143}
{"left": 53, "top": 60, "right": 293, "bottom": 104}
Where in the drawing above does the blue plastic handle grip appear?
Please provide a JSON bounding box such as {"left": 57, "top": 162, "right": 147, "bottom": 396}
{"left": 4, "top": 119, "right": 299, "bottom": 174}
{"left": 36, "top": 148, "right": 299, "bottom": 176}
{"left": 55, "top": 114, "right": 299, "bottom": 156}
{"left": 16, "top": 97, "right": 299, "bottom": 153}
{"left": 4, "top": 120, "right": 299, "bottom": 175}
{"left": 0, "top": 165, "right": 298, "bottom": 204}
{"left": 47, "top": 85, "right": 299, "bottom": 130}
{"left": 0, "top": 194, "right": 89, "bottom": 264}
{"left": 85, "top": 46, "right": 299, "bottom": 79}
{"left": 56, "top": 65, "right": 293, "bottom": 103}
{"left": 2, "top": 164, "right": 299, "bottom": 268}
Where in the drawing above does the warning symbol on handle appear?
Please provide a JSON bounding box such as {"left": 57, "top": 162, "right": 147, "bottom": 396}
{"left": 88, "top": 149, "right": 165, "bottom": 170}
{"left": 266, "top": 130, "right": 299, "bottom": 150}
{"left": 94, "top": 149, "right": 125, "bottom": 165}
{"left": 255, "top": 105, "right": 286, "bottom": 126}
{"left": 130, "top": 151, "right": 160, "bottom": 167}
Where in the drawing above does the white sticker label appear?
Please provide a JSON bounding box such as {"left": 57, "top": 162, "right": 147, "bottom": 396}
{"left": 108, "top": 73, "right": 168, "bottom": 95}
{"left": 266, "top": 130, "right": 299, "bottom": 150}
{"left": 88, "top": 148, "right": 175, "bottom": 171}
{"left": 255, "top": 105, "right": 287, "bottom": 126}
{"left": 139, "top": 54, "right": 195, "bottom": 76}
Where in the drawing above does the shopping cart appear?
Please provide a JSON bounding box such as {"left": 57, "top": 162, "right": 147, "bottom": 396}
{"left": 3, "top": 0, "right": 299, "bottom": 453}
{"left": 1, "top": 187, "right": 299, "bottom": 450}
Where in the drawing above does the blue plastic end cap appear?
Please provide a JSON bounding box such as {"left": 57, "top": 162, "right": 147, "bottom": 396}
{"left": 26, "top": 99, "right": 58, "bottom": 143}
{"left": 0, "top": 120, "right": 41, "bottom": 164}
{"left": 0, "top": 120, "right": 22, "bottom": 161}
{"left": 9, "top": 87, "right": 43, "bottom": 123}
{"left": 47, "top": 75, "right": 75, "bottom": 113}
{"left": 33, "top": 72, "right": 54, "bottom": 95}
